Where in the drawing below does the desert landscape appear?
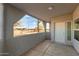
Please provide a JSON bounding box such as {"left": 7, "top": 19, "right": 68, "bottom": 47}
{"left": 13, "top": 28, "right": 45, "bottom": 37}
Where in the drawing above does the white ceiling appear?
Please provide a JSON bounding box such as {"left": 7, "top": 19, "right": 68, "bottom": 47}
{"left": 11, "top": 3, "right": 78, "bottom": 22}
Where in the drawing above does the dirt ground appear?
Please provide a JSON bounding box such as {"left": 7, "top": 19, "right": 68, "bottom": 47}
{"left": 14, "top": 29, "right": 44, "bottom": 37}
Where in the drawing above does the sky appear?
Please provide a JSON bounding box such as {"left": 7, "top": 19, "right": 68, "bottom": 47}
{"left": 16, "top": 15, "right": 49, "bottom": 29}
{"left": 18, "top": 15, "right": 38, "bottom": 29}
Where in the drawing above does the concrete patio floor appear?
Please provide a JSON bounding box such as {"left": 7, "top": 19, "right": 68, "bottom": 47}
{"left": 23, "top": 40, "right": 79, "bottom": 56}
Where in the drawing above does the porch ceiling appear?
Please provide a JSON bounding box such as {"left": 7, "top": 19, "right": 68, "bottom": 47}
{"left": 11, "top": 3, "right": 78, "bottom": 22}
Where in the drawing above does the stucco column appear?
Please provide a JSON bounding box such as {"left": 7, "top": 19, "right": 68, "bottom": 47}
{"left": 43, "top": 21, "right": 46, "bottom": 32}
{"left": 51, "top": 18, "right": 55, "bottom": 42}
{"left": 0, "top": 3, "right": 4, "bottom": 55}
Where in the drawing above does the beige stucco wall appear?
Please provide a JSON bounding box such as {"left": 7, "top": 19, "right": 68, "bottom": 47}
{"left": 53, "top": 13, "right": 73, "bottom": 22}
{"left": 73, "top": 5, "right": 79, "bottom": 20}
{"left": 51, "top": 5, "right": 79, "bottom": 53}
{"left": 72, "top": 5, "right": 79, "bottom": 53}
{"left": 51, "top": 13, "right": 73, "bottom": 43}
{"left": 51, "top": 4, "right": 79, "bottom": 53}
{"left": 4, "top": 4, "right": 47, "bottom": 55}
{"left": 4, "top": 4, "right": 26, "bottom": 55}
{"left": 0, "top": 3, "right": 4, "bottom": 55}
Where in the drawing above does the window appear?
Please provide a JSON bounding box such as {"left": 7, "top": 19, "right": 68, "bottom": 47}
{"left": 67, "top": 22, "right": 71, "bottom": 40}
{"left": 74, "top": 18, "right": 79, "bottom": 41}
{"left": 74, "top": 18, "right": 79, "bottom": 29}
{"left": 74, "top": 31, "right": 79, "bottom": 41}
{"left": 13, "top": 15, "right": 45, "bottom": 37}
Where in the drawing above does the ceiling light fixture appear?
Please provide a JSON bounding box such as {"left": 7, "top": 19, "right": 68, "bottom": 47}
{"left": 48, "top": 6, "right": 54, "bottom": 11}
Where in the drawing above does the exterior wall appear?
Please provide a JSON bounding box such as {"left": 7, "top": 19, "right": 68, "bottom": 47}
{"left": 53, "top": 14, "right": 73, "bottom": 22}
{"left": 51, "top": 14, "right": 73, "bottom": 44}
{"left": 51, "top": 5, "right": 79, "bottom": 53}
{"left": 72, "top": 5, "right": 79, "bottom": 53}
{"left": 4, "top": 4, "right": 25, "bottom": 55}
{"left": 73, "top": 5, "right": 79, "bottom": 20}
{"left": 9, "top": 33, "right": 46, "bottom": 55}
{"left": 4, "top": 4, "right": 46, "bottom": 55}
{"left": 0, "top": 4, "right": 4, "bottom": 55}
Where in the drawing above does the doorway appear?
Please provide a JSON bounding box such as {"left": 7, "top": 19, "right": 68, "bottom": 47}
{"left": 66, "top": 21, "right": 72, "bottom": 45}
{"left": 55, "top": 22, "right": 66, "bottom": 44}
{"left": 54, "top": 21, "right": 72, "bottom": 45}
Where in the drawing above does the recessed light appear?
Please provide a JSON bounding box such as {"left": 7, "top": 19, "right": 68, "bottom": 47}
{"left": 48, "top": 6, "right": 54, "bottom": 11}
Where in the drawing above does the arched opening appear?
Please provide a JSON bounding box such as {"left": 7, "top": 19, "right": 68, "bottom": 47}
{"left": 13, "top": 15, "right": 45, "bottom": 37}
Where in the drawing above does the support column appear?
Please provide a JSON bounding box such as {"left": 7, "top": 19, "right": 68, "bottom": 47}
{"left": 50, "top": 18, "right": 55, "bottom": 42}
{"left": 43, "top": 21, "right": 46, "bottom": 32}
{"left": 37, "top": 20, "right": 39, "bottom": 32}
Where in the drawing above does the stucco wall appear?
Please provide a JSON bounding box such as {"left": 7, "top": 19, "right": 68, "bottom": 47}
{"left": 72, "top": 5, "right": 79, "bottom": 53}
{"left": 4, "top": 4, "right": 46, "bottom": 55}
{"left": 51, "top": 14, "right": 73, "bottom": 44}
{"left": 0, "top": 4, "right": 4, "bottom": 55}
{"left": 53, "top": 14, "right": 73, "bottom": 22}
{"left": 73, "top": 5, "right": 79, "bottom": 20}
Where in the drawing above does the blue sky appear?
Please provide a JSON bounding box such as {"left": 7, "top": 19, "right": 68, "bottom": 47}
{"left": 19, "top": 15, "right": 38, "bottom": 29}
